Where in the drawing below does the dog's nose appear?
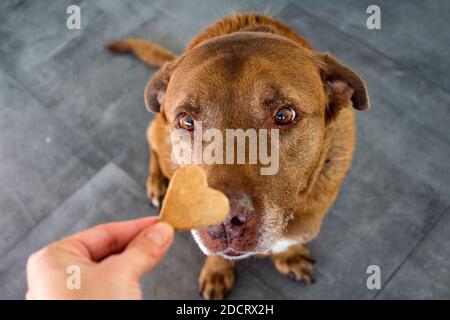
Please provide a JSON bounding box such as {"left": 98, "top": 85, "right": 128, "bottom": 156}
{"left": 207, "top": 192, "right": 253, "bottom": 241}
{"left": 207, "top": 224, "right": 227, "bottom": 240}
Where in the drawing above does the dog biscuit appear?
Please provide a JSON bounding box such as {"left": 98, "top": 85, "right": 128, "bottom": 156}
{"left": 159, "top": 165, "right": 229, "bottom": 230}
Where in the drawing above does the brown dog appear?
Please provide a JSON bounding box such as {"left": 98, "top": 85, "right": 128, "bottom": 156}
{"left": 106, "top": 13, "right": 370, "bottom": 300}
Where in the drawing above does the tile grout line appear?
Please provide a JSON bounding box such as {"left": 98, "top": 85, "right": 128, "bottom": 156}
{"left": 235, "top": 257, "right": 293, "bottom": 299}
{"left": 0, "top": 161, "right": 110, "bottom": 261}
{"left": 0, "top": 7, "right": 174, "bottom": 188}
{"left": 287, "top": 2, "right": 450, "bottom": 98}
{"left": 0, "top": 160, "right": 147, "bottom": 262}
{"left": 0, "top": 63, "right": 113, "bottom": 169}
{"left": 0, "top": 66, "right": 112, "bottom": 259}
{"left": 372, "top": 204, "right": 450, "bottom": 299}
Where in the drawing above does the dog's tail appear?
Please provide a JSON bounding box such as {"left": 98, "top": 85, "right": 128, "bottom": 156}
{"left": 105, "top": 38, "right": 176, "bottom": 67}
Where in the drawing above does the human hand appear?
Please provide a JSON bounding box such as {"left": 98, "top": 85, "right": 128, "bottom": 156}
{"left": 26, "top": 217, "right": 174, "bottom": 299}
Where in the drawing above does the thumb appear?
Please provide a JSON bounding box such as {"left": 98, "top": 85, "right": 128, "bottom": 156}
{"left": 108, "top": 222, "right": 174, "bottom": 279}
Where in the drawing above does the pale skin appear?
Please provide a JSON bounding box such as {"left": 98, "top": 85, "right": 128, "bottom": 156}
{"left": 26, "top": 217, "right": 173, "bottom": 300}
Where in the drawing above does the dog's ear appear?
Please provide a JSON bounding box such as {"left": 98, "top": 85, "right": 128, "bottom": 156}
{"left": 144, "top": 61, "right": 175, "bottom": 112}
{"left": 316, "top": 53, "right": 370, "bottom": 119}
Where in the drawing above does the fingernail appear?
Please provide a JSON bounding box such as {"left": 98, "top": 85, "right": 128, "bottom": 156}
{"left": 146, "top": 222, "right": 173, "bottom": 247}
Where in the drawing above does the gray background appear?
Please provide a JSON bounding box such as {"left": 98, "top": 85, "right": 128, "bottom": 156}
{"left": 0, "top": 0, "right": 449, "bottom": 299}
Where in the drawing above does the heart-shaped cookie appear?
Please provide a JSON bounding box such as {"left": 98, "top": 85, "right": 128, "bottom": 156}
{"left": 159, "top": 165, "right": 230, "bottom": 230}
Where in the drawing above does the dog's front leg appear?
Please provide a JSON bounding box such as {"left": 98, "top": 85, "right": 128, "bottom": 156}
{"left": 146, "top": 141, "right": 168, "bottom": 208}
{"left": 199, "top": 256, "right": 235, "bottom": 300}
{"left": 271, "top": 244, "right": 316, "bottom": 284}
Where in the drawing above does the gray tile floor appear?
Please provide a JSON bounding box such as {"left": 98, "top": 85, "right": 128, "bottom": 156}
{"left": 0, "top": 0, "right": 449, "bottom": 299}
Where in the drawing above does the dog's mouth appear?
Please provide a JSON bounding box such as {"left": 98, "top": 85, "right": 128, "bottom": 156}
{"left": 219, "top": 247, "right": 254, "bottom": 260}
{"left": 191, "top": 203, "right": 288, "bottom": 258}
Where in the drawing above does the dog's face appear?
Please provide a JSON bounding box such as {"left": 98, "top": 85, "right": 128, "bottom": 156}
{"left": 145, "top": 32, "right": 369, "bottom": 259}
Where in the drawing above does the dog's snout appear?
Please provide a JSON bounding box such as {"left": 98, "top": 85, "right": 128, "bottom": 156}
{"left": 230, "top": 215, "right": 245, "bottom": 226}
{"left": 207, "top": 224, "right": 226, "bottom": 240}
{"left": 229, "top": 193, "right": 252, "bottom": 216}
{"left": 227, "top": 193, "right": 252, "bottom": 230}
{"left": 207, "top": 192, "right": 253, "bottom": 241}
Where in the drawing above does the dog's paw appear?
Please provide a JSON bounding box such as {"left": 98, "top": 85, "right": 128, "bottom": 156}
{"left": 271, "top": 245, "right": 316, "bottom": 284}
{"left": 146, "top": 174, "right": 168, "bottom": 208}
{"left": 199, "top": 268, "right": 234, "bottom": 300}
{"left": 199, "top": 257, "right": 234, "bottom": 300}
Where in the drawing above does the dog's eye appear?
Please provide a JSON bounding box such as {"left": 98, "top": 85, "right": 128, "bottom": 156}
{"left": 274, "top": 107, "right": 296, "bottom": 125}
{"left": 177, "top": 112, "right": 194, "bottom": 130}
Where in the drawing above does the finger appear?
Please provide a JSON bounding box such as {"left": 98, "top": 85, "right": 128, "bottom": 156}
{"left": 60, "top": 216, "right": 160, "bottom": 261}
{"left": 105, "top": 222, "right": 174, "bottom": 279}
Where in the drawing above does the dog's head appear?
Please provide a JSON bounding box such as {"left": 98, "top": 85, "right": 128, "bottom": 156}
{"left": 145, "top": 31, "right": 369, "bottom": 259}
